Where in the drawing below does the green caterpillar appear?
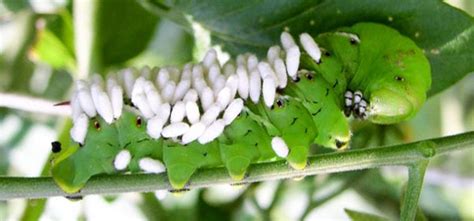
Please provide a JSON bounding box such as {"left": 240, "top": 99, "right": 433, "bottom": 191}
{"left": 51, "top": 23, "right": 431, "bottom": 193}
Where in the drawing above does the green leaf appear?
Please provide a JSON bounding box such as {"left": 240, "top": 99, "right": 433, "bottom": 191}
{"left": 157, "top": 0, "right": 473, "bottom": 96}
{"left": 344, "top": 209, "right": 391, "bottom": 221}
{"left": 95, "top": 0, "right": 160, "bottom": 67}
{"left": 31, "top": 10, "right": 75, "bottom": 71}
{"left": 33, "top": 29, "right": 75, "bottom": 70}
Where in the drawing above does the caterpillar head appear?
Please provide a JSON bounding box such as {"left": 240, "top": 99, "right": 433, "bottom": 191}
{"left": 365, "top": 38, "right": 431, "bottom": 124}
{"left": 348, "top": 23, "right": 431, "bottom": 124}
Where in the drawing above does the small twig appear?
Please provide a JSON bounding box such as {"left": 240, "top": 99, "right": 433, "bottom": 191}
{"left": 400, "top": 160, "right": 429, "bottom": 221}
{"left": 0, "top": 93, "right": 70, "bottom": 116}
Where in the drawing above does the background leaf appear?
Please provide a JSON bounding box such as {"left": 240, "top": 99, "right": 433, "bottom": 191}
{"left": 95, "top": 0, "right": 160, "bottom": 68}
{"left": 344, "top": 209, "right": 390, "bottom": 221}
{"left": 149, "top": 0, "right": 473, "bottom": 96}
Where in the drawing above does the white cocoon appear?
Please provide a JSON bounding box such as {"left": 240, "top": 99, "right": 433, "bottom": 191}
{"left": 161, "top": 81, "right": 176, "bottom": 103}
{"left": 267, "top": 45, "right": 282, "bottom": 64}
{"left": 114, "top": 150, "right": 131, "bottom": 170}
{"left": 139, "top": 157, "right": 166, "bottom": 174}
{"left": 182, "top": 122, "right": 206, "bottom": 144}
{"left": 147, "top": 116, "right": 166, "bottom": 139}
{"left": 186, "top": 101, "right": 200, "bottom": 124}
{"left": 183, "top": 89, "right": 199, "bottom": 102}
{"left": 300, "top": 33, "right": 321, "bottom": 63}
{"left": 262, "top": 76, "right": 276, "bottom": 107}
{"left": 247, "top": 54, "right": 258, "bottom": 71}
{"left": 170, "top": 101, "right": 186, "bottom": 123}
{"left": 236, "top": 65, "right": 249, "bottom": 99}
{"left": 280, "top": 32, "right": 296, "bottom": 50}
{"left": 273, "top": 58, "right": 288, "bottom": 88}
{"left": 70, "top": 113, "right": 88, "bottom": 144}
{"left": 77, "top": 88, "right": 97, "bottom": 117}
{"left": 202, "top": 49, "right": 218, "bottom": 68}
{"left": 271, "top": 136, "right": 289, "bottom": 157}
{"left": 201, "top": 104, "right": 221, "bottom": 125}
{"left": 161, "top": 122, "right": 190, "bottom": 138}
{"left": 249, "top": 70, "right": 261, "bottom": 103}
{"left": 216, "top": 87, "right": 232, "bottom": 109}
{"left": 198, "top": 119, "right": 225, "bottom": 144}
{"left": 157, "top": 68, "right": 170, "bottom": 89}
{"left": 200, "top": 87, "right": 214, "bottom": 111}
{"left": 223, "top": 99, "right": 244, "bottom": 125}
{"left": 286, "top": 46, "right": 300, "bottom": 78}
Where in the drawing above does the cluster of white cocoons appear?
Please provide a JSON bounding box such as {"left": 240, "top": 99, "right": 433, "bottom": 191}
{"left": 69, "top": 31, "right": 324, "bottom": 168}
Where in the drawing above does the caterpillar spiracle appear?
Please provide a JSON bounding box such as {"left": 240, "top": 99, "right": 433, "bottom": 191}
{"left": 51, "top": 23, "right": 431, "bottom": 193}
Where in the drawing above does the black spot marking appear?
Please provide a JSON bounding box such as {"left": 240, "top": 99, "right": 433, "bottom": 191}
{"left": 270, "top": 105, "right": 275, "bottom": 110}
{"left": 276, "top": 98, "right": 284, "bottom": 108}
{"left": 312, "top": 108, "right": 322, "bottom": 116}
{"left": 332, "top": 80, "right": 339, "bottom": 88}
{"left": 304, "top": 128, "right": 308, "bottom": 134}
{"left": 169, "top": 188, "right": 190, "bottom": 193}
{"left": 276, "top": 88, "right": 285, "bottom": 94}
{"left": 136, "top": 116, "right": 142, "bottom": 128}
{"left": 312, "top": 100, "right": 318, "bottom": 104}
{"left": 51, "top": 141, "right": 61, "bottom": 153}
{"left": 305, "top": 72, "right": 314, "bottom": 80}
{"left": 254, "top": 143, "right": 258, "bottom": 147}
{"left": 231, "top": 181, "right": 249, "bottom": 186}
{"left": 335, "top": 140, "right": 347, "bottom": 149}
{"left": 124, "top": 98, "right": 133, "bottom": 106}
{"left": 123, "top": 142, "right": 131, "bottom": 148}
{"left": 93, "top": 120, "right": 101, "bottom": 131}
{"left": 244, "top": 129, "right": 252, "bottom": 136}
{"left": 290, "top": 117, "right": 298, "bottom": 126}
{"left": 65, "top": 195, "right": 83, "bottom": 201}
{"left": 107, "top": 142, "right": 114, "bottom": 147}
{"left": 316, "top": 59, "right": 322, "bottom": 64}
{"left": 79, "top": 143, "right": 84, "bottom": 148}
{"left": 395, "top": 76, "right": 405, "bottom": 81}
{"left": 344, "top": 108, "right": 352, "bottom": 117}
{"left": 325, "top": 88, "right": 329, "bottom": 96}
{"left": 350, "top": 38, "right": 358, "bottom": 45}
{"left": 203, "top": 152, "right": 208, "bottom": 157}
{"left": 137, "top": 138, "right": 149, "bottom": 143}
{"left": 324, "top": 51, "right": 331, "bottom": 57}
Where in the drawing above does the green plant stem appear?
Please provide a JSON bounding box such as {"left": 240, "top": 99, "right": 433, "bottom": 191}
{"left": 0, "top": 131, "right": 472, "bottom": 200}
{"left": 400, "top": 160, "right": 429, "bottom": 221}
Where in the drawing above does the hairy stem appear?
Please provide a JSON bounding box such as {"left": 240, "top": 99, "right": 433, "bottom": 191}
{"left": 0, "top": 131, "right": 472, "bottom": 200}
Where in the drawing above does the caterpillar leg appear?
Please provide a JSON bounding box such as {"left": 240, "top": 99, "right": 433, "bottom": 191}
{"left": 163, "top": 141, "right": 221, "bottom": 189}
{"left": 219, "top": 143, "right": 256, "bottom": 180}
{"left": 344, "top": 90, "right": 369, "bottom": 120}
{"left": 220, "top": 109, "right": 273, "bottom": 180}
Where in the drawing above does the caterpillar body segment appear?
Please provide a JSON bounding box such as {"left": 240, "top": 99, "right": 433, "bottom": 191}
{"left": 115, "top": 111, "right": 163, "bottom": 172}
{"left": 250, "top": 96, "right": 317, "bottom": 169}
{"left": 163, "top": 140, "right": 222, "bottom": 189}
{"left": 219, "top": 109, "right": 274, "bottom": 180}
{"left": 51, "top": 23, "right": 432, "bottom": 193}
{"left": 284, "top": 70, "right": 351, "bottom": 150}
